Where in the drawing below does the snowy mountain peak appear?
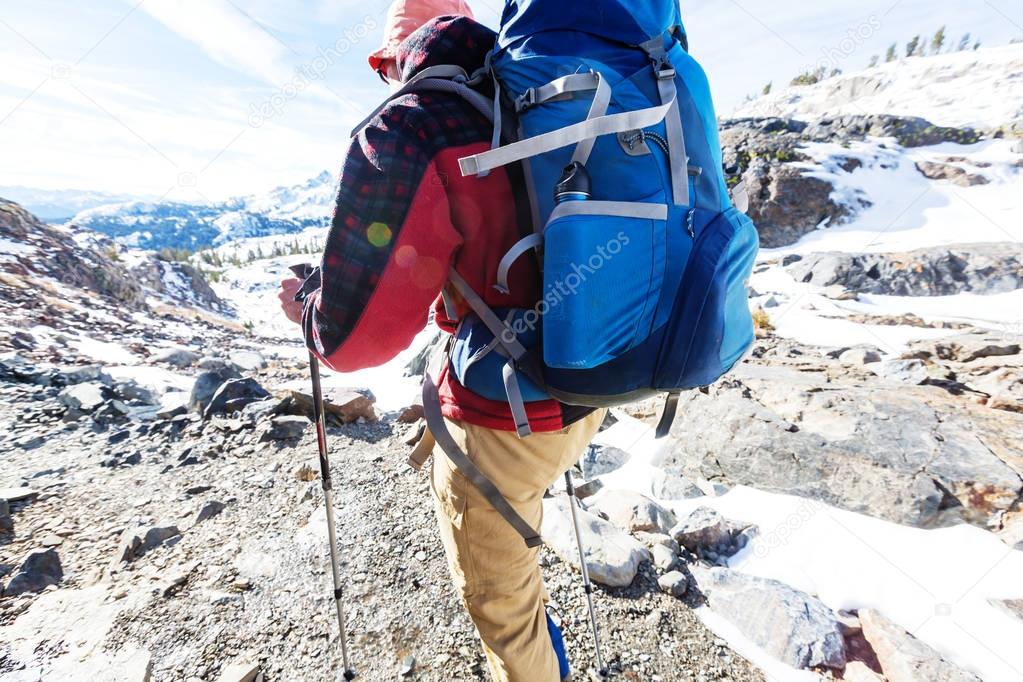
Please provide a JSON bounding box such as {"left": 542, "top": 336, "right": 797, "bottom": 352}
{"left": 734, "top": 43, "right": 1023, "bottom": 130}
{"left": 68, "top": 171, "right": 336, "bottom": 251}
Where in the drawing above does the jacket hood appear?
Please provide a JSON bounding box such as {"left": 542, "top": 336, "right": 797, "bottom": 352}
{"left": 397, "top": 15, "right": 497, "bottom": 83}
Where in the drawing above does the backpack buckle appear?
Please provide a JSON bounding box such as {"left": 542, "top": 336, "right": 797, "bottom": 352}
{"left": 656, "top": 66, "right": 676, "bottom": 80}
{"left": 515, "top": 88, "right": 537, "bottom": 112}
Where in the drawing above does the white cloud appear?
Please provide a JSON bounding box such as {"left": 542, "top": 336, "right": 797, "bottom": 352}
{"left": 135, "top": 0, "right": 296, "bottom": 86}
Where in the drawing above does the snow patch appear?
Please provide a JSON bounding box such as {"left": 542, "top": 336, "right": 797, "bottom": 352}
{"left": 735, "top": 44, "right": 1023, "bottom": 129}
{"left": 595, "top": 414, "right": 1023, "bottom": 681}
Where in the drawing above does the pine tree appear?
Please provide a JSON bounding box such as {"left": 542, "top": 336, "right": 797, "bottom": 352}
{"left": 762, "top": 81, "right": 772, "bottom": 95}
{"left": 973, "top": 40, "right": 981, "bottom": 51}
{"left": 931, "top": 26, "right": 946, "bottom": 54}
{"left": 868, "top": 55, "right": 880, "bottom": 68}
{"left": 906, "top": 35, "right": 921, "bottom": 58}
{"left": 886, "top": 43, "right": 898, "bottom": 62}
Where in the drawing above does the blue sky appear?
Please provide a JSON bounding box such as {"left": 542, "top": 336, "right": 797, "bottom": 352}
{"left": 1, "top": 0, "right": 1021, "bottom": 201}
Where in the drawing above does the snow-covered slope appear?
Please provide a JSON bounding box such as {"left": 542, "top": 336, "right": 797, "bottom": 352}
{"left": 734, "top": 43, "right": 1023, "bottom": 129}
{"left": 728, "top": 46, "right": 1023, "bottom": 351}
{"left": 771, "top": 137, "right": 1023, "bottom": 255}
{"left": 70, "top": 171, "right": 337, "bottom": 251}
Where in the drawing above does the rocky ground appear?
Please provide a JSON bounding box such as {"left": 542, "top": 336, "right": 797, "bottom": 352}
{"left": 3, "top": 302, "right": 1019, "bottom": 680}
{"left": 0, "top": 332, "right": 765, "bottom": 681}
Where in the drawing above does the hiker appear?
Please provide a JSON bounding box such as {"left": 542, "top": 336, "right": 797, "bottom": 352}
{"left": 282, "top": 0, "right": 760, "bottom": 677}
{"left": 278, "top": 2, "right": 604, "bottom": 680}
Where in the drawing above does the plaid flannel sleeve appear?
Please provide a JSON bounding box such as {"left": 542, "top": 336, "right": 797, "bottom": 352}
{"left": 302, "top": 95, "right": 470, "bottom": 371}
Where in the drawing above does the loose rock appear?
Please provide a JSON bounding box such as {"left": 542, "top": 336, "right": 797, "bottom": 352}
{"left": 542, "top": 496, "right": 650, "bottom": 587}
{"left": 657, "top": 570, "right": 688, "bottom": 597}
{"left": 58, "top": 382, "right": 110, "bottom": 412}
{"left": 152, "top": 347, "right": 200, "bottom": 368}
{"left": 195, "top": 500, "right": 226, "bottom": 524}
{"left": 859, "top": 608, "right": 981, "bottom": 682}
{"left": 651, "top": 543, "right": 678, "bottom": 571}
{"left": 229, "top": 350, "right": 267, "bottom": 372}
{"left": 259, "top": 415, "right": 308, "bottom": 442}
{"left": 287, "top": 388, "right": 377, "bottom": 423}
{"left": 3, "top": 548, "right": 63, "bottom": 596}
{"left": 693, "top": 566, "right": 846, "bottom": 670}
{"left": 216, "top": 658, "right": 260, "bottom": 682}
{"left": 117, "top": 525, "right": 181, "bottom": 563}
{"left": 588, "top": 490, "right": 677, "bottom": 534}
{"left": 670, "top": 507, "right": 736, "bottom": 553}
{"left": 580, "top": 444, "right": 631, "bottom": 478}
{"left": 189, "top": 367, "right": 242, "bottom": 413}
{"left": 204, "top": 379, "right": 271, "bottom": 418}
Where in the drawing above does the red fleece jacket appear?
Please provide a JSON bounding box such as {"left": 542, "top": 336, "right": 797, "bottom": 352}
{"left": 302, "top": 16, "right": 593, "bottom": 432}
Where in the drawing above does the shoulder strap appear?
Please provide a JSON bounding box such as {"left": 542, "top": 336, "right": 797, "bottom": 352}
{"left": 350, "top": 65, "right": 495, "bottom": 138}
{"left": 422, "top": 348, "right": 543, "bottom": 547}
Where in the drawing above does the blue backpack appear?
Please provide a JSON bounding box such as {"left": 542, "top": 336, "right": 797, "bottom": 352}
{"left": 396, "top": 1, "right": 759, "bottom": 547}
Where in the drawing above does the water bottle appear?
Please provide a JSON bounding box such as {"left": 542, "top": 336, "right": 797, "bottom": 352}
{"left": 554, "top": 161, "right": 591, "bottom": 204}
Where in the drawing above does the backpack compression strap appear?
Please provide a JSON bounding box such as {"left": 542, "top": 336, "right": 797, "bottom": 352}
{"left": 639, "top": 34, "right": 690, "bottom": 207}
{"left": 654, "top": 391, "right": 681, "bottom": 439}
{"left": 421, "top": 344, "right": 544, "bottom": 548}
{"left": 447, "top": 269, "right": 535, "bottom": 438}
{"left": 458, "top": 77, "right": 674, "bottom": 177}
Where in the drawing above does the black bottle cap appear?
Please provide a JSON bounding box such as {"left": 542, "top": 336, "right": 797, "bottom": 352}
{"left": 554, "top": 162, "right": 591, "bottom": 201}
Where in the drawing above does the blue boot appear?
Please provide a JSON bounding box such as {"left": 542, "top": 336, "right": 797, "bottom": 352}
{"left": 546, "top": 611, "right": 571, "bottom": 681}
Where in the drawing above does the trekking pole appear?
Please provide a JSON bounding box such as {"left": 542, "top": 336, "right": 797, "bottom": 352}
{"left": 564, "top": 472, "right": 609, "bottom": 678}
{"left": 308, "top": 351, "right": 357, "bottom": 680}
{"left": 291, "top": 264, "right": 356, "bottom": 679}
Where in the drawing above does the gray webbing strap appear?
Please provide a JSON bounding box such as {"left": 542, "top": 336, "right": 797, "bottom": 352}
{"left": 545, "top": 200, "right": 668, "bottom": 228}
{"left": 514, "top": 71, "right": 610, "bottom": 168}
{"left": 440, "top": 287, "right": 459, "bottom": 321}
{"left": 447, "top": 269, "right": 528, "bottom": 361}
{"left": 570, "top": 73, "right": 611, "bottom": 167}
{"left": 351, "top": 68, "right": 493, "bottom": 137}
{"left": 479, "top": 74, "right": 503, "bottom": 179}
{"left": 408, "top": 425, "right": 435, "bottom": 471}
{"left": 518, "top": 72, "right": 599, "bottom": 110}
{"left": 494, "top": 233, "right": 544, "bottom": 294}
{"left": 406, "top": 64, "right": 470, "bottom": 84}
{"left": 423, "top": 357, "right": 543, "bottom": 547}
{"left": 459, "top": 97, "right": 674, "bottom": 177}
{"left": 462, "top": 331, "right": 502, "bottom": 373}
{"left": 502, "top": 360, "right": 532, "bottom": 438}
{"left": 640, "top": 35, "right": 690, "bottom": 207}
{"left": 657, "top": 75, "right": 690, "bottom": 207}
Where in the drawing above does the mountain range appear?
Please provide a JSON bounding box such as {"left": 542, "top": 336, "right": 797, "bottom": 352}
{"left": 62, "top": 170, "right": 337, "bottom": 251}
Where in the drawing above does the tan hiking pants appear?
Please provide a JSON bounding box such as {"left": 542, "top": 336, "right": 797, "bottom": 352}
{"left": 429, "top": 410, "right": 605, "bottom": 682}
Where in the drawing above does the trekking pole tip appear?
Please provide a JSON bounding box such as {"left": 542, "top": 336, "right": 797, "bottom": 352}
{"left": 342, "top": 669, "right": 357, "bottom": 680}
